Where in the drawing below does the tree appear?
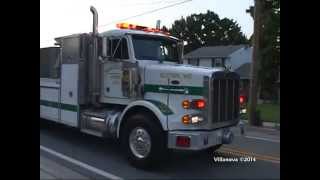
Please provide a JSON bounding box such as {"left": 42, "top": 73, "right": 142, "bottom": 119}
{"left": 259, "top": 0, "right": 280, "bottom": 101}
{"left": 247, "top": 0, "right": 280, "bottom": 101}
{"left": 169, "top": 10, "right": 249, "bottom": 53}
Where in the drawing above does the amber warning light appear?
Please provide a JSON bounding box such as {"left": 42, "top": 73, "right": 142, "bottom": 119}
{"left": 116, "top": 23, "right": 170, "bottom": 35}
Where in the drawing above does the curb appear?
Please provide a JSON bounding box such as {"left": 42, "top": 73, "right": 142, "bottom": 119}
{"left": 240, "top": 120, "right": 280, "bottom": 131}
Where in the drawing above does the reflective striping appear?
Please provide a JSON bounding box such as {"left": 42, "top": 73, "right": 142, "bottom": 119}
{"left": 40, "top": 100, "right": 78, "bottom": 112}
{"left": 40, "top": 100, "right": 60, "bottom": 109}
{"left": 144, "top": 84, "right": 203, "bottom": 96}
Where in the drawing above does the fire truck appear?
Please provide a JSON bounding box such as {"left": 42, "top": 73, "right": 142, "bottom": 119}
{"left": 40, "top": 6, "right": 241, "bottom": 168}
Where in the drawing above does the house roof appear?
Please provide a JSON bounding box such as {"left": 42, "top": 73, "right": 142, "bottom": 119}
{"left": 184, "top": 45, "right": 248, "bottom": 59}
{"left": 234, "top": 62, "right": 251, "bottom": 79}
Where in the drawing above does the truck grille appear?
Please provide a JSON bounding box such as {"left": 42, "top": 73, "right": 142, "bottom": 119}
{"left": 211, "top": 72, "right": 240, "bottom": 123}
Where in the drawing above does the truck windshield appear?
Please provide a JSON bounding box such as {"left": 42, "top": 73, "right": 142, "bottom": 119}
{"left": 132, "top": 35, "right": 178, "bottom": 62}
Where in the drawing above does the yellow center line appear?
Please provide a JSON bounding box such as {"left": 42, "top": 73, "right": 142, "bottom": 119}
{"left": 218, "top": 147, "right": 280, "bottom": 164}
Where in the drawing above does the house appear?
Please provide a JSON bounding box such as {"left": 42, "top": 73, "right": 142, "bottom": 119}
{"left": 184, "top": 44, "right": 252, "bottom": 71}
{"left": 234, "top": 62, "right": 251, "bottom": 98}
{"left": 184, "top": 45, "right": 252, "bottom": 97}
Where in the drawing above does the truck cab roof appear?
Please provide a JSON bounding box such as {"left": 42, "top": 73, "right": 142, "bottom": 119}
{"left": 100, "top": 29, "right": 178, "bottom": 40}
{"left": 54, "top": 29, "right": 178, "bottom": 42}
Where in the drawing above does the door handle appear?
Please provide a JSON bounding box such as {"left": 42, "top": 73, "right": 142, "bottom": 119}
{"left": 171, "top": 80, "right": 180, "bottom": 85}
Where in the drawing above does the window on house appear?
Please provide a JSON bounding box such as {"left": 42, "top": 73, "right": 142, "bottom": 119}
{"left": 214, "top": 58, "right": 222, "bottom": 67}
{"left": 199, "top": 58, "right": 212, "bottom": 67}
{"left": 189, "top": 59, "right": 198, "bottom": 66}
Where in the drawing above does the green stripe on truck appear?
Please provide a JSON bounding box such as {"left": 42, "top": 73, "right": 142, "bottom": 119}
{"left": 144, "top": 84, "right": 203, "bottom": 96}
{"left": 40, "top": 100, "right": 78, "bottom": 112}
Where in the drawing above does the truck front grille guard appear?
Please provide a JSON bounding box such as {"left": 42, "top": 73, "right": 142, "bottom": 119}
{"left": 206, "top": 72, "right": 240, "bottom": 125}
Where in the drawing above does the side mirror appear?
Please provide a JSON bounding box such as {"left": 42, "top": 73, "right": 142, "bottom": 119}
{"left": 102, "top": 36, "right": 108, "bottom": 58}
{"left": 177, "top": 41, "right": 184, "bottom": 64}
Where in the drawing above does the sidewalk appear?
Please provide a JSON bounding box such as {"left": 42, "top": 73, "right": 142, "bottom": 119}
{"left": 40, "top": 155, "right": 89, "bottom": 180}
{"left": 232, "top": 120, "right": 280, "bottom": 141}
{"left": 241, "top": 119, "right": 280, "bottom": 130}
{"left": 225, "top": 120, "right": 280, "bottom": 159}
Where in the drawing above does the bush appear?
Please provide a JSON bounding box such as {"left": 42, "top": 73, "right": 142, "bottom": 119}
{"left": 253, "top": 110, "right": 263, "bottom": 126}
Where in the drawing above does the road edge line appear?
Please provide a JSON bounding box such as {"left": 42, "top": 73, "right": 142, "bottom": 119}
{"left": 244, "top": 135, "right": 280, "bottom": 143}
{"left": 40, "top": 145, "right": 123, "bottom": 180}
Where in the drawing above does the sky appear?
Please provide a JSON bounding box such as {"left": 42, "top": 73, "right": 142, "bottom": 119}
{"left": 40, "top": 0, "right": 254, "bottom": 47}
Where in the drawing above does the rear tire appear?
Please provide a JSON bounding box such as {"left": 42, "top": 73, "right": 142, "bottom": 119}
{"left": 120, "top": 113, "right": 167, "bottom": 169}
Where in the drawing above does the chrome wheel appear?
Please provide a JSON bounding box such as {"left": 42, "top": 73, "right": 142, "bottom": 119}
{"left": 129, "top": 127, "right": 152, "bottom": 159}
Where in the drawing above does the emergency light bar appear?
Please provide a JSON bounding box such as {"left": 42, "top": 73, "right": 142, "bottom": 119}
{"left": 116, "top": 23, "right": 170, "bottom": 36}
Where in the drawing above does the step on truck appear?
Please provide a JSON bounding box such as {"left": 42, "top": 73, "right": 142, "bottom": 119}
{"left": 40, "top": 6, "right": 241, "bottom": 168}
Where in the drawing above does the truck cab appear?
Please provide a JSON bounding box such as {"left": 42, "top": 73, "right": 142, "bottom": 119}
{"left": 40, "top": 7, "right": 240, "bottom": 168}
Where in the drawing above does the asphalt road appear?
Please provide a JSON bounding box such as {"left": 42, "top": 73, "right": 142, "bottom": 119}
{"left": 40, "top": 120, "right": 280, "bottom": 179}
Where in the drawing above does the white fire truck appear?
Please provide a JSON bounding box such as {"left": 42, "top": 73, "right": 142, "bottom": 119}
{"left": 40, "top": 7, "right": 240, "bottom": 168}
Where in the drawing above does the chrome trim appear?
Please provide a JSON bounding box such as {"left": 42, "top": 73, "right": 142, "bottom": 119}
{"left": 167, "top": 129, "right": 227, "bottom": 150}
{"left": 158, "top": 87, "right": 185, "bottom": 93}
{"left": 90, "top": 117, "right": 105, "bottom": 122}
{"left": 225, "top": 79, "right": 228, "bottom": 121}
{"left": 203, "top": 76, "right": 210, "bottom": 125}
{"left": 129, "top": 127, "right": 152, "bottom": 159}
{"left": 232, "top": 80, "right": 235, "bottom": 119}
{"left": 217, "top": 80, "right": 221, "bottom": 122}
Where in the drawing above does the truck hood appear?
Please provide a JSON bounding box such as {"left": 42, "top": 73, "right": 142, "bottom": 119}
{"left": 143, "top": 62, "right": 225, "bottom": 87}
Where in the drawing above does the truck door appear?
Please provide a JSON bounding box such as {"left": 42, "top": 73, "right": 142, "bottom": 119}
{"left": 60, "top": 64, "right": 79, "bottom": 127}
{"left": 101, "top": 37, "right": 131, "bottom": 103}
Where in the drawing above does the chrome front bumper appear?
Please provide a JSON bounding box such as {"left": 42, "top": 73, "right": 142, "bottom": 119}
{"left": 167, "top": 128, "right": 234, "bottom": 150}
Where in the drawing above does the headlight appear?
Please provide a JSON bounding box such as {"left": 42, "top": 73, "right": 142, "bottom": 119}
{"left": 182, "top": 114, "right": 204, "bottom": 124}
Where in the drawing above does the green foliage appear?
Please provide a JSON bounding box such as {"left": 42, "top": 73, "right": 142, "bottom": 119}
{"left": 169, "top": 10, "right": 249, "bottom": 53}
{"left": 258, "top": 0, "right": 280, "bottom": 100}
{"left": 242, "top": 103, "right": 280, "bottom": 123}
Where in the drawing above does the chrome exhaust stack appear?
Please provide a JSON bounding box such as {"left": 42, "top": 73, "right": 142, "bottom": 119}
{"left": 89, "top": 6, "right": 101, "bottom": 107}
{"left": 90, "top": 6, "right": 98, "bottom": 35}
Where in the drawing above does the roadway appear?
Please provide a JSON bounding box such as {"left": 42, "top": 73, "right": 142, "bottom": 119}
{"left": 40, "top": 120, "right": 280, "bottom": 179}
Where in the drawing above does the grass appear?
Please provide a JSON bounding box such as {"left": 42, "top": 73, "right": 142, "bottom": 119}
{"left": 242, "top": 103, "right": 280, "bottom": 123}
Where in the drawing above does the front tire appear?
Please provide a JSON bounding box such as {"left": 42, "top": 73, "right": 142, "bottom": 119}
{"left": 121, "top": 113, "right": 167, "bottom": 169}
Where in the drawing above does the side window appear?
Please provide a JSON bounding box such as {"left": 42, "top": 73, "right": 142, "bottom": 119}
{"left": 111, "top": 38, "right": 129, "bottom": 59}
{"left": 40, "top": 48, "right": 60, "bottom": 79}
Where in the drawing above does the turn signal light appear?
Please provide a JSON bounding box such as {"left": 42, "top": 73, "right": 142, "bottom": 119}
{"left": 182, "top": 99, "right": 206, "bottom": 109}
{"left": 182, "top": 115, "right": 191, "bottom": 124}
{"left": 182, "top": 100, "right": 190, "bottom": 109}
{"left": 182, "top": 114, "right": 204, "bottom": 124}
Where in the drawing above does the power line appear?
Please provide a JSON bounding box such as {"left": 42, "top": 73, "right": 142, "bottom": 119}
{"left": 98, "top": 0, "right": 192, "bottom": 28}
{"left": 40, "top": 0, "right": 192, "bottom": 43}
{"left": 118, "top": 0, "right": 182, "bottom": 7}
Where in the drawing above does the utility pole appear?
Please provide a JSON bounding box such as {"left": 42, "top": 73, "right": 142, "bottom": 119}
{"left": 248, "top": 0, "right": 262, "bottom": 126}
{"left": 156, "top": 20, "right": 161, "bottom": 29}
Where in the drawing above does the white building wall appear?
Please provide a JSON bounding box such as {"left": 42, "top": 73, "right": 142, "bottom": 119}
{"left": 226, "top": 47, "right": 252, "bottom": 71}
{"left": 183, "top": 59, "right": 188, "bottom": 64}
{"left": 199, "top": 58, "right": 212, "bottom": 67}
